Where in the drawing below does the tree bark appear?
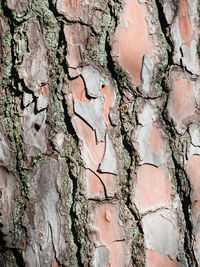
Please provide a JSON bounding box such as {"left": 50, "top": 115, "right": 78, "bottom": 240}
{"left": 0, "top": 0, "right": 200, "bottom": 266}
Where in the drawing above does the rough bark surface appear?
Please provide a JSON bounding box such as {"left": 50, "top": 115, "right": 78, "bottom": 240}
{"left": 0, "top": 0, "right": 200, "bottom": 266}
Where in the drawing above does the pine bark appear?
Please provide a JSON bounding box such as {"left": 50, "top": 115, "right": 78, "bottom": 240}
{"left": 0, "top": 0, "right": 200, "bottom": 266}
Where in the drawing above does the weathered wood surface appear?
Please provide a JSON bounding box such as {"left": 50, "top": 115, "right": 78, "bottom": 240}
{"left": 0, "top": 0, "right": 200, "bottom": 266}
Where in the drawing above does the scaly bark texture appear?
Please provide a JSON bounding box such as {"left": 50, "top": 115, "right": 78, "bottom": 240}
{"left": 0, "top": 0, "right": 200, "bottom": 266}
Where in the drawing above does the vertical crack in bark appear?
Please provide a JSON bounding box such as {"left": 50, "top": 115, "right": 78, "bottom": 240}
{"left": 161, "top": 96, "right": 198, "bottom": 265}
{"left": 67, "top": 157, "right": 85, "bottom": 267}
{"left": 47, "top": 2, "right": 91, "bottom": 264}
{"left": 104, "top": 4, "right": 145, "bottom": 265}
{"left": 173, "top": 162, "right": 197, "bottom": 265}
{"left": 1, "top": 0, "right": 199, "bottom": 265}
{"left": 0, "top": 2, "right": 29, "bottom": 265}
{"left": 154, "top": 0, "right": 174, "bottom": 66}
{"left": 61, "top": 93, "right": 79, "bottom": 144}
{"left": 0, "top": 0, "right": 28, "bottom": 191}
{"left": 155, "top": 1, "right": 198, "bottom": 264}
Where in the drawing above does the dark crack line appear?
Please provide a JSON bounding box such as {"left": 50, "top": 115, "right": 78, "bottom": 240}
{"left": 153, "top": 1, "right": 198, "bottom": 264}
{"left": 154, "top": 0, "right": 174, "bottom": 66}
{"left": 104, "top": 3, "right": 146, "bottom": 265}
{"left": 112, "top": 239, "right": 125, "bottom": 243}
{"left": 161, "top": 85, "right": 198, "bottom": 266}
{"left": 48, "top": 0, "right": 97, "bottom": 36}
{"left": 67, "top": 158, "right": 85, "bottom": 267}
{"left": 0, "top": 223, "right": 25, "bottom": 267}
{"left": 172, "top": 155, "right": 198, "bottom": 265}
{"left": 85, "top": 168, "right": 108, "bottom": 199}
{"left": 0, "top": 4, "right": 29, "bottom": 266}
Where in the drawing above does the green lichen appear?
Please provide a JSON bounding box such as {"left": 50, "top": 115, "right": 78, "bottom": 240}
{"left": 37, "top": 1, "right": 91, "bottom": 264}
{"left": 123, "top": 206, "right": 145, "bottom": 267}
{"left": 0, "top": 251, "right": 19, "bottom": 267}
{"left": 85, "top": 1, "right": 122, "bottom": 69}
{"left": 0, "top": 24, "right": 29, "bottom": 258}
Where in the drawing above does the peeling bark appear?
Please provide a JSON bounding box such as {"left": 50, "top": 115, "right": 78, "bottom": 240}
{"left": 0, "top": 0, "right": 200, "bottom": 266}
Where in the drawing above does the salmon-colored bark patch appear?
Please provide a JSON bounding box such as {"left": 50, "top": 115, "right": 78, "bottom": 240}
{"left": 186, "top": 155, "right": 200, "bottom": 201}
{"left": 70, "top": 76, "right": 90, "bottom": 103}
{"left": 73, "top": 117, "right": 105, "bottom": 164}
{"left": 169, "top": 78, "right": 195, "bottom": 122}
{"left": 178, "top": 0, "right": 192, "bottom": 48}
{"left": 64, "top": 0, "right": 80, "bottom": 7}
{"left": 147, "top": 250, "right": 179, "bottom": 267}
{"left": 108, "top": 241, "right": 126, "bottom": 267}
{"left": 87, "top": 170, "right": 105, "bottom": 196}
{"left": 114, "top": 0, "right": 151, "bottom": 85}
{"left": 98, "top": 172, "right": 118, "bottom": 196}
{"left": 73, "top": 117, "right": 117, "bottom": 197}
{"left": 135, "top": 164, "right": 171, "bottom": 212}
{"left": 149, "top": 124, "right": 164, "bottom": 155}
{"left": 101, "top": 85, "right": 114, "bottom": 126}
{"left": 94, "top": 204, "right": 122, "bottom": 244}
{"left": 86, "top": 168, "right": 117, "bottom": 198}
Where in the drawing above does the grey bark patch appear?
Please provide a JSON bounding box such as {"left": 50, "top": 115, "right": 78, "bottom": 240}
{"left": 171, "top": 6, "right": 200, "bottom": 75}
{"left": 23, "top": 92, "right": 33, "bottom": 107}
{"left": 56, "top": 0, "right": 106, "bottom": 24}
{"left": 0, "top": 122, "right": 14, "bottom": 166}
{"left": 25, "top": 159, "right": 68, "bottom": 266}
{"left": 142, "top": 150, "right": 165, "bottom": 167}
{"left": 74, "top": 96, "right": 107, "bottom": 143}
{"left": 82, "top": 66, "right": 105, "bottom": 98}
{"left": 36, "top": 95, "right": 49, "bottom": 111}
{"left": 137, "top": 102, "right": 157, "bottom": 126}
{"left": 188, "top": 144, "right": 200, "bottom": 158}
{"left": 134, "top": 122, "right": 167, "bottom": 167}
{"left": 18, "top": 19, "right": 48, "bottom": 93}
{"left": 194, "top": 230, "right": 200, "bottom": 265}
{"left": 181, "top": 41, "right": 200, "bottom": 74}
{"left": 162, "top": 0, "right": 176, "bottom": 24}
{"left": 142, "top": 210, "right": 179, "bottom": 258}
{"left": 189, "top": 123, "right": 200, "bottom": 147}
{"left": 63, "top": 24, "right": 89, "bottom": 78}
{"left": 22, "top": 103, "right": 47, "bottom": 158}
{"left": 109, "top": 106, "right": 119, "bottom": 126}
{"left": 53, "top": 131, "right": 66, "bottom": 155}
{"left": 7, "top": 0, "right": 29, "bottom": 15}
{"left": 141, "top": 54, "right": 156, "bottom": 94}
{"left": 93, "top": 246, "right": 110, "bottom": 267}
{"left": 98, "top": 133, "right": 118, "bottom": 175}
{"left": 0, "top": 168, "right": 15, "bottom": 237}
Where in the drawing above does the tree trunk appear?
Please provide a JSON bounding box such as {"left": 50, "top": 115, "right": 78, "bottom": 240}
{"left": 0, "top": 0, "right": 200, "bottom": 266}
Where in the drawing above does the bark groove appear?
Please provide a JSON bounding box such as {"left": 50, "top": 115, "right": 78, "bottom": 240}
{"left": 0, "top": 0, "right": 200, "bottom": 266}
